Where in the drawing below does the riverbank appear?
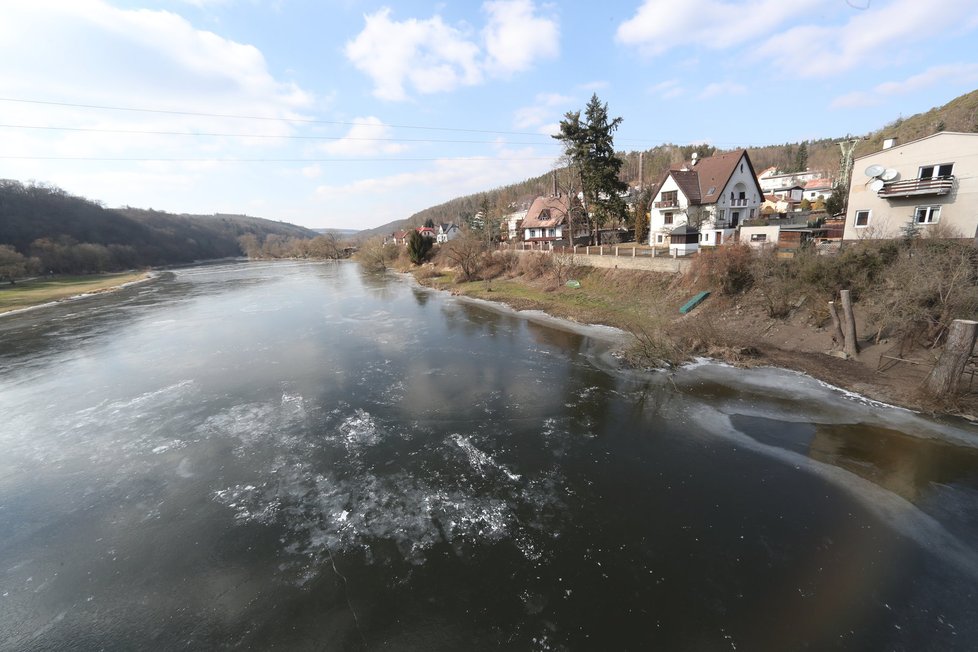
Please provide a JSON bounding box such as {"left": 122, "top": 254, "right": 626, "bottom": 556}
{"left": 412, "top": 263, "right": 977, "bottom": 418}
{"left": 0, "top": 271, "right": 154, "bottom": 316}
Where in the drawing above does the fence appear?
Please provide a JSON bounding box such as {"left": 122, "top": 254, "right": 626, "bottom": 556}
{"left": 502, "top": 242, "right": 690, "bottom": 273}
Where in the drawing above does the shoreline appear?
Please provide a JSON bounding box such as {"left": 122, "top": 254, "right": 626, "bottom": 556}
{"left": 0, "top": 271, "right": 159, "bottom": 318}
{"left": 403, "top": 265, "right": 978, "bottom": 419}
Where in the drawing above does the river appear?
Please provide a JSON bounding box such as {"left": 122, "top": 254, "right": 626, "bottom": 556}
{"left": 1, "top": 261, "right": 977, "bottom": 651}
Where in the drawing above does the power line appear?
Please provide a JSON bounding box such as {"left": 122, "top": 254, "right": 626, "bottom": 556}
{"left": 0, "top": 96, "right": 763, "bottom": 148}
{"left": 0, "top": 96, "right": 554, "bottom": 138}
{"left": 0, "top": 155, "right": 560, "bottom": 163}
{"left": 0, "top": 122, "right": 562, "bottom": 147}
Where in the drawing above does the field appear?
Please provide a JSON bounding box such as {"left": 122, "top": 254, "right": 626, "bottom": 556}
{"left": 0, "top": 272, "right": 150, "bottom": 313}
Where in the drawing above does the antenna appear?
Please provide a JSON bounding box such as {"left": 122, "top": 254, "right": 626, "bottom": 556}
{"left": 880, "top": 168, "right": 899, "bottom": 181}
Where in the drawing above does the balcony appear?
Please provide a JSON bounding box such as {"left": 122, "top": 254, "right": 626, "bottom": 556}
{"left": 878, "top": 176, "right": 954, "bottom": 199}
{"left": 729, "top": 198, "right": 748, "bottom": 207}
{"left": 654, "top": 200, "right": 679, "bottom": 208}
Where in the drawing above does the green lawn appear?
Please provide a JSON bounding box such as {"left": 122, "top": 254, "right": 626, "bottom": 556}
{"left": 0, "top": 272, "right": 150, "bottom": 313}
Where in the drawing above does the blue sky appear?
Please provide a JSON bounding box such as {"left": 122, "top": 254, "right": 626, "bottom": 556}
{"left": 1, "top": 0, "right": 976, "bottom": 230}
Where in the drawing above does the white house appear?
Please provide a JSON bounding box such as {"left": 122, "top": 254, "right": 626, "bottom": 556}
{"left": 436, "top": 222, "right": 459, "bottom": 243}
{"left": 843, "top": 132, "right": 978, "bottom": 241}
{"left": 648, "top": 149, "right": 764, "bottom": 248}
{"left": 502, "top": 209, "right": 527, "bottom": 241}
{"left": 758, "top": 168, "right": 826, "bottom": 193}
{"left": 521, "top": 194, "right": 587, "bottom": 246}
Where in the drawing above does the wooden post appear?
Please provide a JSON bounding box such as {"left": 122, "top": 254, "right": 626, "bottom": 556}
{"left": 827, "top": 301, "right": 845, "bottom": 348}
{"left": 840, "top": 290, "right": 859, "bottom": 358}
{"left": 925, "top": 319, "right": 978, "bottom": 397}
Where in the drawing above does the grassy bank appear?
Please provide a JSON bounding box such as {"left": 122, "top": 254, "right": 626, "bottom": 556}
{"left": 0, "top": 271, "right": 150, "bottom": 314}
{"left": 397, "top": 240, "right": 978, "bottom": 414}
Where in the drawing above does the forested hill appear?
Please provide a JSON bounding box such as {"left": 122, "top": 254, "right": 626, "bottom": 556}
{"left": 0, "top": 180, "right": 318, "bottom": 272}
{"left": 361, "top": 88, "right": 978, "bottom": 239}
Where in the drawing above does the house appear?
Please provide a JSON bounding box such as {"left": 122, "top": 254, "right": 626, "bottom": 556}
{"left": 761, "top": 194, "right": 794, "bottom": 216}
{"left": 770, "top": 185, "right": 804, "bottom": 202}
{"left": 843, "top": 132, "right": 978, "bottom": 241}
{"left": 417, "top": 226, "right": 437, "bottom": 239}
{"left": 802, "top": 178, "right": 834, "bottom": 202}
{"left": 758, "top": 168, "right": 826, "bottom": 193}
{"left": 502, "top": 209, "right": 528, "bottom": 241}
{"left": 740, "top": 225, "right": 826, "bottom": 252}
{"left": 436, "top": 222, "right": 459, "bottom": 243}
{"left": 648, "top": 149, "right": 764, "bottom": 248}
{"left": 521, "top": 194, "right": 586, "bottom": 246}
{"left": 390, "top": 230, "right": 410, "bottom": 245}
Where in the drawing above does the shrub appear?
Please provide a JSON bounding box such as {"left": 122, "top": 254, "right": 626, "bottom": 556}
{"left": 516, "top": 252, "right": 553, "bottom": 280}
{"left": 868, "top": 240, "right": 978, "bottom": 346}
{"left": 688, "top": 244, "right": 754, "bottom": 295}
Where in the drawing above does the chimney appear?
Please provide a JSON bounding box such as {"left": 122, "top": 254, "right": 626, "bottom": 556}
{"left": 551, "top": 170, "right": 558, "bottom": 197}
{"left": 882, "top": 137, "right": 897, "bottom": 150}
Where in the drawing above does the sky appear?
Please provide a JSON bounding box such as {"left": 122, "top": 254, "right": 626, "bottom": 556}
{"left": 1, "top": 0, "right": 977, "bottom": 231}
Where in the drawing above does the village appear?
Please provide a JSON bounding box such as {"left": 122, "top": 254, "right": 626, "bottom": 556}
{"left": 386, "top": 130, "right": 976, "bottom": 260}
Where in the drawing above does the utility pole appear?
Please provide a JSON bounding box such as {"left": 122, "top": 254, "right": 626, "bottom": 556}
{"left": 835, "top": 134, "right": 861, "bottom": 216}
{"left": 638, "top": 152, "right": 644, "bottom": 192}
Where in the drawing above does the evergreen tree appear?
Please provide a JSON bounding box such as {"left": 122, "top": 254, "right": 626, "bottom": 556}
{"left": 553, "top": 94, "right": 628, "bottom": 244}
{"left": 794, "top": 142, "right": 808, "bottom": 172}
{"left": 407, "top": 229, "right": 432, "bottom": 264}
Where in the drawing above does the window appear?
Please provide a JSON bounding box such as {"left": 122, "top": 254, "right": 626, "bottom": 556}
{"left": 750, "top": 233, "right": 767, "bottom": 242}
{"left": 656, "top": 234, "right": 664, "bottom": 244}
{"left": 740, "top": 163, "right": 744, "bottom": 173}
{"left": 750, "top": 208, "right": 756, "bottom": 219}
{"left": 919, "top": 163, "right": 953, "bottom": 179}
{"left": 854, "top": 210, "right": 870, "bottom": 227}
{"left": 662, "top": 190, "right": 678, "bottom": 204}
{"left": 547, "top": 228, "right": 556, "bottom": 237}
{"left": 914, "top": 206, "right": 941, "bottom": 224}
{"left": 664, "top": 212, "right": 674, "bottom": 225}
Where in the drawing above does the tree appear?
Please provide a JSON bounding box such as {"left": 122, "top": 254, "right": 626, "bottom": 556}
{"left": 824, "top": 184, "right": 847, "bottom": 217}
{"left": 0, "top": 245, "right": 28, "bottom": 283}
{"left": 631, "top": 187, "right": 652, "bottom": 245}
{"left": 423, "top": 218, "right": 435, "bottom": 228}
{"left": 407, "top": 229, "right": 432, "bottom": 264}
{"left": 553, "top": 94, "right": 628, "bottom": 245}
{"left": 794, "top": 141, "right": 808, "bottom": 173}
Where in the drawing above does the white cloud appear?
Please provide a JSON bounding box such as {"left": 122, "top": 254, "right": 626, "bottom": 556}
{"left": 577, "top": 80, "right": 609, "bottom": 91}
{"left": 344, "top": 8, "right": 482, "bottom": 101}
{"left": 513, "top": 93, "right": 573, "bottom": 129}
{"left": 345, "top": 2, "right": 559, "bottom": 101}
{"left": 831, "top": 62, "right": 978, "bottom": 109}
{"left": 482, "top": 0, "right": 559, "bottom": 75}
{"left": 315, "top": 147, "right": 552, "bottom": 209}
{"left": 616, "top": 0, "right": 820, "bottom": 56}
{"left": 321, "top": 117, "right": 407, "bottom": 156}
{"left": 648, "top": 80, "right": 684, "bottom": 99}
{"left": 698, "top": 81, "right": 747, "bottom": 99}
{"left": 756, "top": 0, "right": 978, "bottom": 78}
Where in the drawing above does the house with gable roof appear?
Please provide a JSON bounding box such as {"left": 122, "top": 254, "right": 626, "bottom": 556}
{"left": 436, "top": 222, "right": 459, "bottom": 243}
{"left": 647, "top": 149, "right": 764, "bottom": 248}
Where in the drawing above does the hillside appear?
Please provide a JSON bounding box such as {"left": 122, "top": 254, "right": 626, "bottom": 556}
{"left": 364, "top": 89, "right": 978, "bottom": 239}
{"left": 0, "top": 180, "right": 318, "bottom": 273}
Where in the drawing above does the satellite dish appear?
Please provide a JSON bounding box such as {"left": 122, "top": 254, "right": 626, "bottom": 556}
{"left": 880, "top": 168, "right": 899, "bottom": 181}
{"left": 868, "top": 179, "right": 884, "bottom": 192}
{"left": 864, "top": 164, "right": 885, "bottom": 177}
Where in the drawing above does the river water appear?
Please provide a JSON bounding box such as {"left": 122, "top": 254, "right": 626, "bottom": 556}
{"left": 1, "top": 261, "right": 977, "bottom": 651}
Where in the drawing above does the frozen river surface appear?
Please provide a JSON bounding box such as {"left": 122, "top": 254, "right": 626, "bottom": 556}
{"left": 1, "top": 261, "right": 977, "bottom": 650}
